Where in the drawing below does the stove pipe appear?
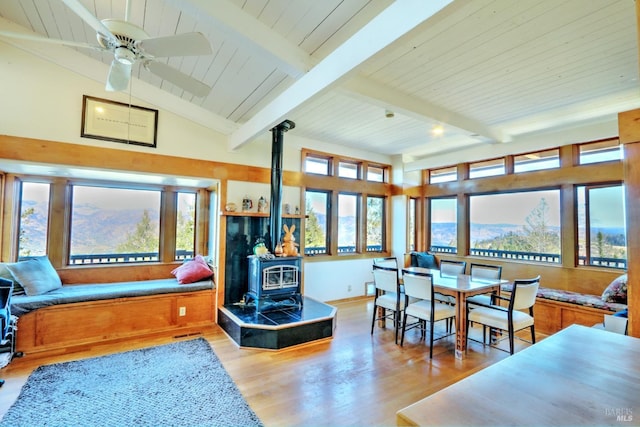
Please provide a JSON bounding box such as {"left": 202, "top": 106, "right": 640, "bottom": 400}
{"left": 269, "top": 119, "right": 295, "bottom": 252}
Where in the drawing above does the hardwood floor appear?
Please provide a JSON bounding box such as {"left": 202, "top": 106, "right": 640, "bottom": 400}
{"left": 0, "top": 298, "right": 545, "bottom": 426}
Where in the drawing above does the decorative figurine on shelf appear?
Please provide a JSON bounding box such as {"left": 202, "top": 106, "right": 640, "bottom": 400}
{"left": 242, "top": 196, "right": 252, "bottom": 212}
{"left": 257, "top": 196, "right": 268, "bottom": 213}
{"left": 253, "top": 239, "right": 270, "bottom": 256}
{"left": 283, "top": 203, "right": 291, "bottom": 215}
{"left": 281, "top": 224, "right": 299, "bottom": 256}
{"left": 295, "top": 206, "right": 300, "bottom": 215}
{"left": 225, "top": 202, "right": 237, "bottom": 212}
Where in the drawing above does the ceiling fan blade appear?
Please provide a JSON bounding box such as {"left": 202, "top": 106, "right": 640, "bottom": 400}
{"left": 0, "top": 30, "right": 105, "bottom": 51}
{"left": 138, "top": 32, "right": 212, "bottom": 58}
{"left": 145, "top": 61, "right": 211, "bottom": 97}
{"left": 106, "top": 60, "right": 131, "bottom": 92}
{"left": 61, "top": 0, "right": 116, "bottom": 42}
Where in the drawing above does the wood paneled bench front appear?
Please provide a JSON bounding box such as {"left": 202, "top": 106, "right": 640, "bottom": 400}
{"left": 11, "top": 279, "right": 216, "bottom": 356}
{"left": 501, "top": 285, "right": 627, "bottom": 335}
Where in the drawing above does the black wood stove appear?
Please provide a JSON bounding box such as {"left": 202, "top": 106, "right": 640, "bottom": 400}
{"left": 246, "top": 255, "right": 302, "bottom": 312}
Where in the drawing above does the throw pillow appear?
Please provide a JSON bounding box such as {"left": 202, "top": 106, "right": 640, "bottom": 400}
{"left": 601, "top": 274, "right": 628, "bottom": 304}
{"left": 411, "top": 252, "right": 438, "bottom": 269}
{"left": 6, "top": 256, "right": 62, "bottom": 296}
{"left": 0, "top": 263, "right": 26, "bottom": 295}
{"left": 172, "top": 255, "right": 213, "bottom": 284}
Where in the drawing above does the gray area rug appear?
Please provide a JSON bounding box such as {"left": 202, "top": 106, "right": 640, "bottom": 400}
{"left": 0, "top": 338, "right": 262, "bottom": 427}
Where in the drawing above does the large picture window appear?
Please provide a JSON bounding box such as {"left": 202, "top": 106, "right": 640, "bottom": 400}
{"left": 430, "top": 198, "right": 457, "bottom": 253}
{"left": 18, "top": 181, "right": 51, "bottom": 259}
{"left": 70, "top": 185, "right": 161, "bottom": 264}
{"left": 577, "top": 184, "right": 627, "bottom": 269}
{"left": 469, "top": 190, "right": 561, "bottom": 263}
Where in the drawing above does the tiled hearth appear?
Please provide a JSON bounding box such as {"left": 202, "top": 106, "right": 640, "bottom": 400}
{"left": 218, "top": 297, "right": 337, "bottom": 350}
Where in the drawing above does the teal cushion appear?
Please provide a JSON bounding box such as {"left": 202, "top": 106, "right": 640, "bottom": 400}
{"left": 6, "top": 256, "right": 62, "bottom": 296}
{"left": 0, "top": 262, "right": 25, "bottom": 295}
{"left": 410, "top": 252, "right": 438, "bottom": 269}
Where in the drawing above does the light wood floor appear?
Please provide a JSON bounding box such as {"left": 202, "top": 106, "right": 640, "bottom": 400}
{"left": 0, "top": 298, "right": 545, "bottom": 426}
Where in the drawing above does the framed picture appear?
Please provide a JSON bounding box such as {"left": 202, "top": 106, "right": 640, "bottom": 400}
{"left": 81, "top": 95, "right": 158, "bottom": 148}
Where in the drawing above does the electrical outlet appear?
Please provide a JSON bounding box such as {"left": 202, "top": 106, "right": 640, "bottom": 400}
{"left": 179, "top": 306, "right": 186, "bottom": 316}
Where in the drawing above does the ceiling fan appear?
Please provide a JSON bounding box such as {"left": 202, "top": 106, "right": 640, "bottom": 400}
{"left": 0, "top": 0, "right": 213, "bottom": 97}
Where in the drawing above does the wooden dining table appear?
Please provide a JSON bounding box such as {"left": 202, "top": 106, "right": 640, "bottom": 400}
{"left": 402, "top": 267, "right": 508, "bottom": 359}
{"left": 396, "top": 324, "right": 640, "bottom": 426}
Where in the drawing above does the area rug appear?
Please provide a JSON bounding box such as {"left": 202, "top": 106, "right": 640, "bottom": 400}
{"left": 0, "top": 338, "right": 262, "bottom": 427}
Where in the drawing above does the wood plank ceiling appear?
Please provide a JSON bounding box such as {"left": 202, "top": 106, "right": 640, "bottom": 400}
{"left": 0, "top": 0, "right": 637, "bottom": 169}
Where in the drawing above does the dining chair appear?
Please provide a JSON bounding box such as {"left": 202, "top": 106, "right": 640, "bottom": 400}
{"left": 466, "top": 275, "right": 540, "bottom": 355}
{"left": 371, "top": 264, "right": 404, "bottom": 344}
{"left": 373, "top": 257, "right": 398, "bottom": 269}
{"left": 466, "top": 263, "right": 503, "bottom": 308}
{"left": 436, "top": 259, "right": 466, "bottom": 331}
{"left": 439, "top": 259, "right": 467, "bottom": 276}
{"left": 400, "top": 269, "right": 456, "bottom": 358}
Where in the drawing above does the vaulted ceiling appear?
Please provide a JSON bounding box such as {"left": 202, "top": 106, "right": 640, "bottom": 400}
{"left": 1, "top": 0, "right": 638, "bottom": 169}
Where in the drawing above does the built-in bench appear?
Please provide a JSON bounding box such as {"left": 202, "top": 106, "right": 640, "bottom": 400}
{"left": 4, "top": 256, "right": 217, "bottom": 356}
{"left": 14, "top": 278, "right": 216, "bottom": 356}
{"left": 501, "top": 284, "right": 627, "bottom": 335}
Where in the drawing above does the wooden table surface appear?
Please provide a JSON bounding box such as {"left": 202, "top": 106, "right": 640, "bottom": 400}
{"left": 402, "top": 267, "right": 507, "bottom": 359}
{"left": 396, "top": 324, "right": 640, "bottom": 426}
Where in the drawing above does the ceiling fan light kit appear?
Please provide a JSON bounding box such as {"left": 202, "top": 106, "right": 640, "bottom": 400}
{"left": 0, "top": 0, "right": 212, "bottom": 96}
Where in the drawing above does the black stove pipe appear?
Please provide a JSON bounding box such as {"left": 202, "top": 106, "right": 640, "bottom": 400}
{"left": 269, "top": 119, "right": 295, "bottom": 253}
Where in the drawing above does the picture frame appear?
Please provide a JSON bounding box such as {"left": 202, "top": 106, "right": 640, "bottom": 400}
{"left": 81, "top": 95, "right": 158, "bottom": 148}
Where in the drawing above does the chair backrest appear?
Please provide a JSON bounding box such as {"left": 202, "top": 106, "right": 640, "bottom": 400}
{"left": 0, "top": 277, "right": 12, "bottom": 311}
{"left": 603, "top": 314, "right": 628, "bottom": 335}
{"left": 510, "top": 276, "right": 540, "bottom": 311}
{"left": 402, "top": 270, "right": 434, "bottom": 301}
{"left": 470, "top": 263, "right": 502, "bottom": 281}
{"left": 373, "top": 257, "right": 398, "bottom": 269}
{"left": 372, "top": 265, "right": 399, "bottom": 294}
{"left": 440, "top": 259, "right": 466, "bottom": 277}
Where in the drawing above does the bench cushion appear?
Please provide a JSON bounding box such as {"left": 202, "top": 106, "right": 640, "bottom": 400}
{"left": 10, "top": 278, "right": 213, "bottom": 316}
{"left": 500, "top": 284, "right": 627, "bottom": 313}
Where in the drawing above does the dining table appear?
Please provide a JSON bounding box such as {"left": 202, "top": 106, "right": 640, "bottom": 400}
{"left": 402, "top": 266, "right": 508, "bottom": 359}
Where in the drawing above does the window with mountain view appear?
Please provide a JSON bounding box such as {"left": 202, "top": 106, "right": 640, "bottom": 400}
{"left": 338, "top": 193, "right": 358, "bottom": 253}
{"left": 469, "top": 190, "right": 561, "bottom": 263}
{"left": 70, "top": 185, "right": 161, "bottom": 264}
{"left": 430, "top": 198, "right": 457, "bottom": 253}
{"left": 577, "top": 184, "right": 627, "bottom": 269}
{"left": 18, "top": 181, "right": 51, "bottom": 259}
{"left": 305, "top": 190, "right": 329, "bottom": 255}
{"left": 175, "top": 192, "right": 196, "bottom": 261}
{"left": 366, "top": 196, "right": 385, "bottom": 252}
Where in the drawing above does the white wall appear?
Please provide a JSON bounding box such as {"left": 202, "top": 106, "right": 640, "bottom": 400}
{"left": 304, "top": 258, "right": 375, "bottom": 301}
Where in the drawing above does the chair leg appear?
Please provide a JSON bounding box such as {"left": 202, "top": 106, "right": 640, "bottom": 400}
{"left": 429, "top": 319, "right": 435, "bottom": 359}
{"left": 371, "top": 304, "right": 377, "bottom": 335}
{"left": 508, "top": 328, "right": 515, "bottom": 355}
{"left": 400, "top": 312, "right": 408, "bottom": 346}
{"left": 530, "top": 324, "right": 536, "bottom": 344}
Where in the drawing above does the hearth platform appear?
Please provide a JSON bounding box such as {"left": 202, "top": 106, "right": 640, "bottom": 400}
{"left": 218, "top": 297, "right": 337, "bottom": 350}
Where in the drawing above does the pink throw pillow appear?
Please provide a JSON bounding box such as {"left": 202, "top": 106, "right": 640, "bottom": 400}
{"left": 172, "top": 255, "right": 213, "bottom": 284}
